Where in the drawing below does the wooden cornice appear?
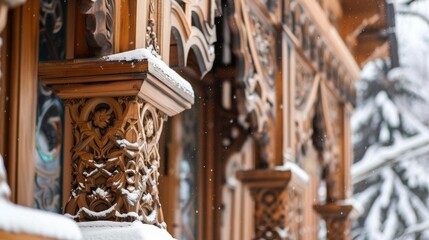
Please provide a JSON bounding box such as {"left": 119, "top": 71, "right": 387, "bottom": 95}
{"left": 39, "top": 52, "right": 194, "bottom": 116}
{"left": 236, "top": 169, "right": 292, "bottom": 188}
{"left": 298, "top": 0, "right": 360, "bottom": 80}
{"left": 314, "top": 203, "right": 353, "bottom": 218}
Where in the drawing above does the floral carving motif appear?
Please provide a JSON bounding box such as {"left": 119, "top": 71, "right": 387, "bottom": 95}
{"left": 64, "top": 97, "right": 167, "bottom": 228}
{"left": 144, "top": 119, "right": 154, "bottom": 138}
{"left": 92, "top": 108, "right": 112, "bottom": 128}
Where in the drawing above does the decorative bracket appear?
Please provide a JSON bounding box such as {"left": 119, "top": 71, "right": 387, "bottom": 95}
{"left": 314, "top": 203, "right": 353, "bottom": 240}
{"left": 39, "top": 49, "right": 194, "bottom": 228}
{"left": 237, "top": 169, "right": 291, "bottom": 240}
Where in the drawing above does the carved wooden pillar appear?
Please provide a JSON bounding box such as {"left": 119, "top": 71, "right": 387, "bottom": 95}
{"left": 237, "top": 169, "right": 291, "bottom": 240}
{"left": 314, "top": 204, "right": 353, "bottom": 240}
{"left": 39, "top": 49, "right": 194, "bottom": 228}
{"left": 63, "top": 96, "right": 168, "bottom": 226}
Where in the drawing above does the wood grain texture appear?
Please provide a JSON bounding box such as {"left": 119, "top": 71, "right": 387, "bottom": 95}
{"left": 7, "top": 0, "right": 39, "bottom": 206}
{"left": 0, "top": 231, "right": 52, "bottom": 240}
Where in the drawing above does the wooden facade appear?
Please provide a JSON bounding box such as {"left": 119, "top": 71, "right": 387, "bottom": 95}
{"left": 0, "top": 0, "right": 389, "bottom": 239}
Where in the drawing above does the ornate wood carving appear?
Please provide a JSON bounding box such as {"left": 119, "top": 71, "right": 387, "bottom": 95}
{"left": 314, "top": 204, "right": 353, "bottom": 240}
{"left": 39, "top": 0, "right": 67, "bottom": 61}
{"left": 237, "top": 169, "right": 291, "bottom": 240}
{"left": 228, "top": 0, "right": 278, "bottom": 168}
{"left": 286, "top": 187, "right": 304, "bottom": 239}
{"left": 146, "top": 0, "right": 160, "bottom": 55}
{"left": 295, "top": 60, "right": 315, "bottom": 111}
{"left": 214, "top": 73, "right": 247, "bottom": 160}
{"left": 64, "top": 96, "right": 167, "bottom": 227}
{"left": 253, "top": 188, "right": 288, "bottom": 239}
{"left": 283, "top": 0, "right": 358, "bottom": 104}
{"left": 320, "top": 84, "right": 344, "bottom": 202}
{"left": 294, "top": 57, "right": 320, "bottom": 166}
{"left": 170, "top": 0, "right": 219, "bottom": 76}
{"left": 80, "top": 0, "right": 114, "bottom": 57}
{"left": 40, "top": 53, "right": 194, "bottom": 229}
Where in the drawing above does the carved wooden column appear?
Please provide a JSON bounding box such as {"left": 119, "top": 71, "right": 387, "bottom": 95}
{"left": 314, "top": 204, "right": 353, "bottom": 240}
{"left": 237, "top": 169, "right": 291, "bottom": 240}
{"left": 39, "top": 49, "right": 194, "bottom": 228}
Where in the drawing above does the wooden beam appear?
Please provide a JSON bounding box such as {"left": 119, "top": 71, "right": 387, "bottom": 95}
{"left": 299, "top": 0, "right": 361, "bottom": 80}
{"left": 7, "top": 0, "right": 39, "bottom": 206}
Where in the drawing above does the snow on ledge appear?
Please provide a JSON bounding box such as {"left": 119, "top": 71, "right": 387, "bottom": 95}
{"left": 274, "top": 161, "right": 310, "bottom": 185}
{"left": 0, "top": 199, "right": 82, "bottom": 239}
{"left": 102, "top": 48, "right": 194, "bottom": 98}
{"left": 78, "top": 221, "right": 176, "bottom": 240}
{"left": 336, "top": 198, "right": 364, "bottom": 219}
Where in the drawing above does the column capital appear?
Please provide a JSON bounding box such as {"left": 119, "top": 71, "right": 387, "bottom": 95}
{"left": 237, "top": 169, "right": 292, "bottom": 240}
{"left": 39, "top": 49, "right": 194, "bottom": 116}
{"left": 314, "top": 203, "right": 353, "bottom": 240}
{"left": 39, "top": 49, "right": 194, "bottom": 228}
{"left": 237, "top": 169, "right": 292, "bottom": 188}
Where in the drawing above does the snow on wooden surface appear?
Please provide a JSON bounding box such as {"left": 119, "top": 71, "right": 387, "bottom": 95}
{"left": 0, "top": 198, "right": 82, "bottom": 239}
{"left": 275, "top": 160, "right": 310, "bottom": 185}
{"left": 103, "top": 48, "right": 194, "bottom": 98}
{"left": 78, "top": 221, "right": 175, "bottom": 240}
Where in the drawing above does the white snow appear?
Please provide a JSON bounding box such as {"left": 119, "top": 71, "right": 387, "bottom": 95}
{"left": 121, "top": 188, "right": 141, "bottom": 206}
{"left": 354, "top": 185, "right": 378, "bottom": 209}
{"left": 378, "top": 169, "right": 394, "bottom": 209}
{"left": 336, "top": 198, "right": 364, "bottom": 219}
{"left": 1, "top": 155, "right": 81, "bottom": 238}
{"left": 0, "top": 155, "right": 10, "bottom": 199}
{"left": 275, "top": 160, "right": 310, "bottom": 185}
{"left": 78, "top": 220, "right": 175, "bottom": 240}
{"left": 103, "top": 48, "right": 194, "bottom": 98}
{"left": 395, "top": 178, "right": 417, "bottom": 226}
{"left": 383, "top": 207, "right": 398, "bottom": 240}
{"left": 65, "top": 204, "right": 117, "bottom": 219}
{"left": 94, "top": 187, "right": 109, "bottom": 199}
{"left": 352, "top": 133, "right": 429, "bottom": 183}
{"left": 0, "top": 198, "right": 82, "bottom": 239}
{"left": 379, "top": 123, "right": 390, "bottom": 143}
{"left": 360, "top": 60, "right": 382, "bottom": 81}
{"left": 399, "top": 156, "right": 429, "bottom": 189}
{"left": 351, "top": 1, "right": 429, "bottom": 238}
{"left": 116, "top": 139, "right": 139, "bottom": 149}
{"left": 375, "top": 92, "right": 400, "bottom": 128}
{"left": 350, "top": 101, "right": 375, "bottom": 131}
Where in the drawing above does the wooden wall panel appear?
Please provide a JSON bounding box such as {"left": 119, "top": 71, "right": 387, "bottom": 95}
{"left": 6, "top": 0, "right": 39, "bottom": 206}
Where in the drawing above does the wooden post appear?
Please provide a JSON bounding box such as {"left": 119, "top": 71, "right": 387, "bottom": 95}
{"left": 62, "top": 96, "right": 168, "bottom": 227}
{"left": 237, "top": 169, "right": 291, "bottom": 240}
{"left": 314, "top": 203, "right": 353, "bottom": 240}
{"left": 39, "top": 50, "right": 194, "bottom": 228}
